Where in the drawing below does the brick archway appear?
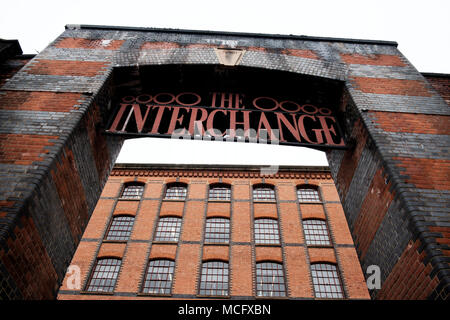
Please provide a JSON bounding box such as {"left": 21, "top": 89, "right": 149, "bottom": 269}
{"left": 0, "top": 25, "right": 448, "bottom": 299}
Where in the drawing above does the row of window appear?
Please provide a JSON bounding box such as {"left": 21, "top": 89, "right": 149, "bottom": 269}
{"left": 120, "top": 183, "right": 322, "bottom": 202}
{"left": 105, "top": 215, "right": 332, "bottom": 246}
{"left": 85, "top": 258, "right": 344, "bottom": 299}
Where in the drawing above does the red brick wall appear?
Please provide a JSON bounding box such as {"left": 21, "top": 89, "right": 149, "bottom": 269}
{"left": 341, "top": 53, "right": 406, "bottom": 66}
{"left": 55, "top": 38, "right": 125, "bottom": 50}
{"left": 423, "top": 74, "right": 450, "bottom": 105}
{"left": 57, "top": 166, "right": 369, "bottom": 300}
{"left": 351, "top": 77, "right": 433, "bottom": 96}
{"left": 24, "top": 59, "right": 109, "bottom": 77}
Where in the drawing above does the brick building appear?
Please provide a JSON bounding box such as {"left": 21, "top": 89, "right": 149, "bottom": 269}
{"left": 0, "top": 26, "right": 449, "bottom": 300}
{"left": 57, "top": 163, "right": 369, "bottom": 300}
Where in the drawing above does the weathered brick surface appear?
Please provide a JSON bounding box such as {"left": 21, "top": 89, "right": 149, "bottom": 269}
{"left": 393, "top": 157, "right": 450, "bottom": 190}
{"left": 350, "top": 77, "right": 433, "bottom": 96}
{"left": 423, "top": 74, "right": 450, "bottom": 105}
{"left": 340, "top": 53, "right": 406, "bottom": 67}
{"left": 24, "top": 59, "right": 110, "bottom": 77}
{"left": 352, "top": 168, "right": 395, "bottom": 259}
{"left": 0, "top": 91, "right": 83, "bottom": 112}
{"left": 368, "top": 111, "right": 450, "bottom": 135}
{"left": 55, "top": 38, "right": 125, "bottom": 50}
{"left": 0, "top": 133, "right": 57, "bottom": 165}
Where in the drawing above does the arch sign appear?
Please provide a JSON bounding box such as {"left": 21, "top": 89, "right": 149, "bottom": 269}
{"left": 106, "top": 91, "right": 346, "bottom": 148}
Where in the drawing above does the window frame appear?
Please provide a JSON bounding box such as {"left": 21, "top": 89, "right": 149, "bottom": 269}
{"left": 302, "top": 219, "right": 332, "bottom": 247}
{"left": 120, "top": 182, "right": 145, "bottom": 200}
{"left": 153, "top": 216, "right": 183, "bottom": 243}
{"left": 208, "top": 183, "right": 231, "bottom": 201}
{"left": 252, "top": 184, "right": 276, "bottom": 202}
{"left": 310, "top": 263, "right": 345, "bottom": 299}
{"left": 255, "top": 261, "right": 287, "bottom": 298}
{"left": 198, "top": 260, "right": 230, "bottom": 297}
{"left": 204, "top": 217, "right": 230, "bottom": 244}
{"left": 104, "top": 214, "right": 135, "bottom": 242}
{"left": 140, "top": 259, "right": 176, "bottom": 296}
{"left": 254, "top": 218, "right": 281, "bottom": 245}
{"left": 164, "top": 182, "right": 188, "bottom": 201}
{"left": 84, "top": 257, "right": 122, "bottom": 294}
{"left": 296, "top": 185, "right": 321, "bottom": 203}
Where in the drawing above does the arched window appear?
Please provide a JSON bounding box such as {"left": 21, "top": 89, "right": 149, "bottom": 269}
{"left": 104, "top": 215, "right": 135, "bottom": 241}
{"left": 255, "top": 261, "right": 286, "bottom": 297}
{"left": 164, "top": 183, "right": 187, "bottom": 200}
{"left": 204, "top": 217, "right": 230, "bottom": 244}
{"left": 303, "top": 219, "right": 331, "bottom": 246}
{"left": 209, "top": 184, "right": 231, "bottom": 201}
{"left": 121, "top": 182, "right": 145, "bottom": 199}
{"left": 254, "top": 218, "right": 280, "bottom": 245}
{"left": 310, "top": 263, "right": 344, "bottom": 299}
{"left": 85, "top": 258, "right": 122, "bottom": 293}
{"left": 297, "top": 185, "right": 321, "bottom": 202}
{"left": 253, "top": 184, "right": 276, "bottom": 201}
{"left": 142, "top": 259, "right": 175, "bottom": 295}
{"left": 154, "top": 217, "right": 182, "bottom": 242}
{"left": 199, "top": 261, "right": 229, "bottom": 296}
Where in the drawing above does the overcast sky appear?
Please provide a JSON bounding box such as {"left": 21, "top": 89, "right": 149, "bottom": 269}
{"left": 1, "top": 0, "right": 449, "bottom": 166}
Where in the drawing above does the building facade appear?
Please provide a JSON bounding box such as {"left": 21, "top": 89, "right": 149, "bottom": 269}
{"left": 57, "top": 164, "right": 369, "bottom": 300}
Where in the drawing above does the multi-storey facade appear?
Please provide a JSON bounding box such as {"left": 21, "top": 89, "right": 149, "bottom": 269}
{"left": 57, "top": 164, "right": 369, "bottom": 300}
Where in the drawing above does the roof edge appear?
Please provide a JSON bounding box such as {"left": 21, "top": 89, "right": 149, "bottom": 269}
{"left": 65, "top": 24, "right": 398, "bottom": 47}
{"left": 421, "top": 72, "right": 450, "bottom": 78}
{"left": 113, "top": 163, "right": 330, "bottom": 172}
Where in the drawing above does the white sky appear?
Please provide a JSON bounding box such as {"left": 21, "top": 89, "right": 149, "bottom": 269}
{"left": 1, "top": 0, "right": 449, "bottom": 166}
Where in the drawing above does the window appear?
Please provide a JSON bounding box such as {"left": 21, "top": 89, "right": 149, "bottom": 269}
{"left": 164, "top": 183, "right": 187, "bottom": 200}
{"left": 254, "top": 218, "right": 280, "bottom": 245}
{"left": 204, "top": 218, "right": 230, "bottom": 244}
{"left": 154, "top": 217, "right": 182, "bottom": 242}
{"left": 104, "top": 215, "right": 135, "bottom": 241}
{"left": 303, "top": 219, "right": 331, "bottom": 246}
{"left": 121, "top": 183, "right": 144, "bottom": 199}
{"left": 253, "top": 185, "right": 276, "bottom": 201}
{"left": 142, "top": 259, "right": 175, "bottom": 295}
{"left": 209, "top": 184, "right": 231, "bottom": 201}
{"left": 85, "top": 258, "right": 121, "bottom": 293}
{"left": 311, "top": 263, "right": 344, "bottom": 299}
{"left": 255, "top": 262, "right": 286, "bottom": 297}
{"left": 199, "top": 261, "right": 229, "bottom": 296}
{"left": 297, "top": 186, "right": 321, "bottom": 202}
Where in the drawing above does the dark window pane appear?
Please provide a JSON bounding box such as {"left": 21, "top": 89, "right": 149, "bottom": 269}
{"left": 154, "top": 217, "right": 182, "bottom": 242}
{"left": 303, "top": 219, "right": 331, "bottom": 246}
{"left": 142, "top": 260, "right": 175, "bottom": 295}
{"left": 297, "top": 187, "right": 320, "bottom": 202}
{"left": 311, "top": 264, "right": 344, "bottom": 299}
{"left": 256, "top": 262, "right": 286, "bottom": 297}
{"left": 209, "top": 185, "right": 231, "bottom": 201}
{"left": 254, "top": 219, "right": 280, "bottom": 245}
{"left": 122, "top": 184, "right": 144, "bottom": 199}
{"left": 199, "top": 261, "right": 229, "bottom": 296}
{"left": 204, "top": 218, "right": 230, "bottom": 244}
{"left": 105, "top": 216, "right": 135, "bottom": 241}
{"left": 86, "top": 258, "right": 121, "bottom": 293}
{"left": 253, "top": 186, "right": 275, "bottom": 201}
{"left": 165, "top": 184, "right": 187, "bottom": 200}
